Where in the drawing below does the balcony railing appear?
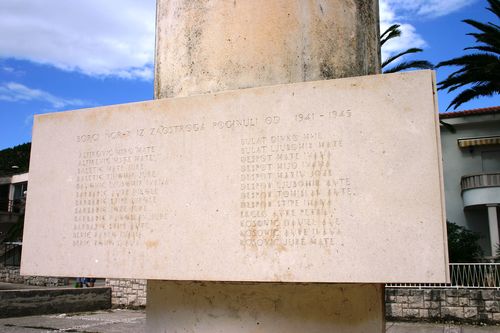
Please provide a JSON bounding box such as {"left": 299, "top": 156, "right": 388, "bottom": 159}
{"left": 387, "top": 263, "right": 500, "bottom": 289}
{"left": 461, "top": 172, "right": 500, "bottom": 192}
{"left": 1, "top": 242, "right": 22, "bottom": 266}
{"left": 0, "top": 199, "right": 24, "bottom": 214}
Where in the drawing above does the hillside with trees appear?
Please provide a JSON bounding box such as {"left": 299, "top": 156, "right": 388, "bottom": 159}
{"left": 0, "top": 143, "right": 31, "bottom": 177}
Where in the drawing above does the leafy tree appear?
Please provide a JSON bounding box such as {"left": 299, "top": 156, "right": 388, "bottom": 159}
{"left": 0, "top": 142, "right": 31, "bottom": 176}
{"left": 380, "top": 24, "right": 434, "bottom": 73}
{"left": 447, "top": 221, "right": 483, "bottom": 262}
{"left": 437, "top": 0, "right": 500, "bottom": 110}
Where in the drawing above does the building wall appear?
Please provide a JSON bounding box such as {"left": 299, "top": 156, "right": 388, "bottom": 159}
{"left": 0, "top": 265, "right": 67, "bottom": 287}
{"left": 386, "top": 288, "right": 500, "bottom": 323}
{"left": 105, "top": 281, "right": 500, "bottom": 324}
{"left": 440, "top": 113, "right": 500, "bottom": 255}
{"left": 106, "top": 278, "right": 146, "bottom": 307}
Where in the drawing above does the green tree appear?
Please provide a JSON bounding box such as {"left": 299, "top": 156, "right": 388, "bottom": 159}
{"left": 437, "top": 0, "right": 500, "bottom": 110}
{"left": 447, "top": 221, "right": 483, "bottom": 262}
{"left": 0, "top": 142, "right": 31, "bottom": 176}
{"left": 380, "top": 24, "right": 434, "bottom": 73}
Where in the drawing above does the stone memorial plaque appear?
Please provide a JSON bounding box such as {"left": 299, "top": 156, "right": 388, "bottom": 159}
{"left": 21, "top": 71, "right": 448, "bottom": 283}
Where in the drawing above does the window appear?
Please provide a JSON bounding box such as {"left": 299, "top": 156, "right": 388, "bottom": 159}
{"left": 482, "top": 150, "right": 500, "bottom": 172}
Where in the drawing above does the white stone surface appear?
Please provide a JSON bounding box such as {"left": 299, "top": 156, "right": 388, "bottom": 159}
{"left": 147, "top": 281, "right": 384, "bottom": 333}
{"left": 150, "top": 2, "right": 385, "bottom": 332}
{"left": 21, "top": 71, "right": 448, "bottom": 283}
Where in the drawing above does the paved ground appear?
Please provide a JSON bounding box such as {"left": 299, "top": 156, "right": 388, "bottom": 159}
{"left": 0, "top": 310, "right": 498, "bottom": 333}
{"left": 386, "top": 322, "right": 500, "bottom": 333}
{"left": 0, "top": 309, "right": 146, "bottom": 333}
{"left": 0, "top": 282, "right": 45, "bottom": 290}
{"left": 0, "top": 280, "right": 107, "bottom": 290}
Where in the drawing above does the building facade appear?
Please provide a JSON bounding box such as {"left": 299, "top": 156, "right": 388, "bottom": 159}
{"left": 0, "top": 172, "right": 28, "bottom": 240}
{"left": 440, "top": 107, "right": 500, "bottom": 257}
{"left": 0, "top": 172, "right": 28, "bottom": 266}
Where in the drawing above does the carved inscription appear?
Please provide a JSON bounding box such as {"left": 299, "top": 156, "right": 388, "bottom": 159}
{"left": 72, "top": 108, "right": 354, "bottom": 251}
{"left": 23, "top": 71, "right": 447, "bottom": 282}
{"left": 239, "top": 110, "right": 354, "bottom": 251}
{"left": 240, "top": 133, "right": 352, "bottom": 250}
{"left": 73, "top": 144, "right": 168, "bottom": 248}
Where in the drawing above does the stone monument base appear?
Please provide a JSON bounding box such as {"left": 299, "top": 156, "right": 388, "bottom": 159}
{"left": 147, "top": 281, "right": 384, "bottom": 332}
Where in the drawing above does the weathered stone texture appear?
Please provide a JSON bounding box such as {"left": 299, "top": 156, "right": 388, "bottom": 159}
{"left": 106, "top": 278, "right": 147, "bottom": 307}
{"left": 147, "top": 281, "right": 384, "bottom": 333}
{"left": 0, "top": 287, "right": 111, "bottom": 318}
{"left": 386, "top": 288, "right": 500, "bottom": 323}
{"left": 155, "top": 0, "right": 380, "bottom": 98}
{"left": 22, "top": 71, "right": 446, "bottom": 284}
{"left": 0, "top": 265, "right": 66, "bottom": 287}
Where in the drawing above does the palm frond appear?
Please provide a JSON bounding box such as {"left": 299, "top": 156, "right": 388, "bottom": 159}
{"left": 466, "top": 32, "right": 500, "bottom": 52}
{"left": 380, "top": 24, "right": 401, "bottom": 46}
{"left": 446, "top": 81, "right": 500, "bottom": 110}
{"left": 464, "top": 45, "right": 499, "bottom": 54}
{"left": 463, "top": 19, "right": 500, "bottom": 36}
{"left": 464, "top": 20, "right": 500, "bottom": 51}
{"left": 437, "top": 55, "right": 500, "bottom": 88}
{"left": 382, "top": 48, "right": 425, "bottom": 68}
{"left": 487, "top": 0, "right": 500, "bottom": 17}
{"left": 380, "top": 22, "right": 433, "bottom": 73}
{"left": 383, "top": 60, "right": 434, "bottom": 74}
{"left": 438, "top": 0, "right": 500, "bottom": 110}
{"left": 437, "top": 53, "right": 500, "bottom": 67}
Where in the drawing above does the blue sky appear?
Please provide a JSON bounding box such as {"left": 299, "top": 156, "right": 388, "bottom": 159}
{"left": 0, "top": 0, "right": 499, "bottom": 150}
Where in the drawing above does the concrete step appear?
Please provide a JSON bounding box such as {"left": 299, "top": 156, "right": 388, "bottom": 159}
{"left": 0, "top": 286, "right": 111, "bottom": 318}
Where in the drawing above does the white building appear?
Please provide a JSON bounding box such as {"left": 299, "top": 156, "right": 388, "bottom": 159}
{"left": 440, "top": 106, "right": 500, "bottom": 257}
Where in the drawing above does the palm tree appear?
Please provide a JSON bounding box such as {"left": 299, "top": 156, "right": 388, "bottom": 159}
{"left": 437, "top": 0, "right": 500, "bottom": 110}
{"left": 381, "top": 24, "right": 434, "bottom": 73}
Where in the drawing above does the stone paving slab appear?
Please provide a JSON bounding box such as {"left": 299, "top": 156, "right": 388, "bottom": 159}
{"left": 0, "top": 280, "right": 106, "bottom": 290}
{"left": 0, "top": 309, "right": 146, "bottom": 333}
{"left": 0, "top": 310, "right": 499, "bottom": 333}
{"left": 387, "top": 322, "right": 500, "bottom": 333}
{"left": 0, "top": 282, "right": 45, "bottom": 290}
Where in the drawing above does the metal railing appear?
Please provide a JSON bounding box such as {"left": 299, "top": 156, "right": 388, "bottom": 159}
{"left": 0, "top": 199, "right": 24, "bottom": 213}
{"left": 461, "top": 172, "right": 500, "bottom": 192}
{"left": 2, "top": 242, "right": 22, "bottom": 267}
{"left": 387, "top": 263, "right": 500, "bottom": 289}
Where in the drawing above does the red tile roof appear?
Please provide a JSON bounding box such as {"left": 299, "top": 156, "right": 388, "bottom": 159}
{"left": 439, "top": 106, "right": 500, "bottom": 119}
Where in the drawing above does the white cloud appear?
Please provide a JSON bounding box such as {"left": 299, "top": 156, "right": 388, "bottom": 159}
{"left": 0, "top": 0, "right": 155, "bottom": 80}
{"left": 379, "top": 0, "right": 476, "bottom": 63}
{"left": 384, "top": 0, "right": 477, "bottom": 19}
{"left": 380, "top": 22, "right": 427, "bottom": 62}
{"left": 379, "top": 1, "right": 426, "bottom": 62}
{"left": 0, "top": 82, "right": 88, "bottom": 109}
{"left": 2, "top": 65, "right": 25, "bottom": 76}
{"left": 0, "top": 0, "right": 477, "bottom": 79}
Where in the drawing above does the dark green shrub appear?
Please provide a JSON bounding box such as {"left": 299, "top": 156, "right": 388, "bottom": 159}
{"left": 447, "top": 221, "right": 483, "bottom": 262}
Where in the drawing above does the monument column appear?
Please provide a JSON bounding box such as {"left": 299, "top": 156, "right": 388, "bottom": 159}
{"left": 149, "top": 0, "right": 382, "bottom": 332}
{"left": 154, "top": 0, "right": 380, "bottom": 98}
